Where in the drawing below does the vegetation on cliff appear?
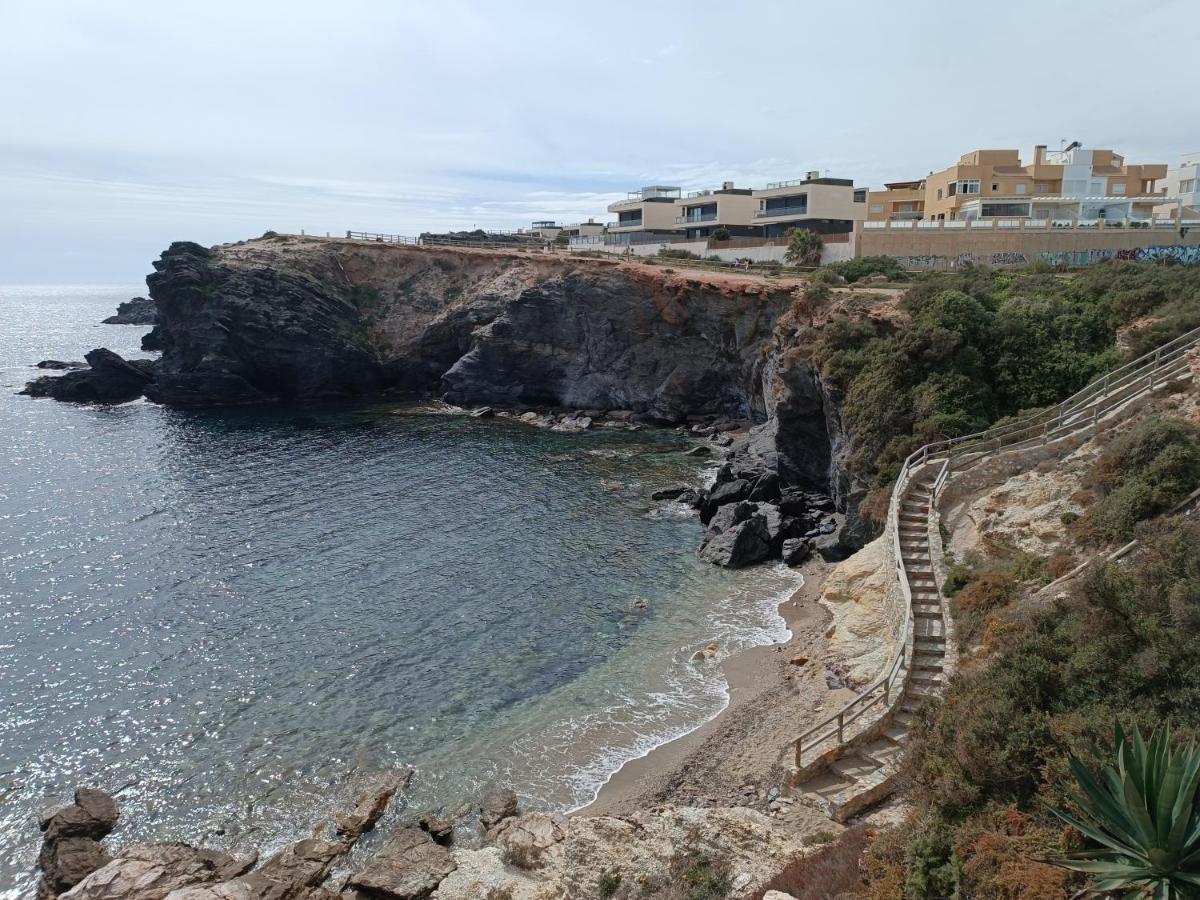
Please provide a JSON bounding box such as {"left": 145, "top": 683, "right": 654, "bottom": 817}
{"left": 805, "top": 261, "right": 1200, "bottom": 524}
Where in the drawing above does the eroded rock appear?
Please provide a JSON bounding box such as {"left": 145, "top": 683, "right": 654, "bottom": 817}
{"left": 347, "top": 828, "right": 455, "bottom": 899}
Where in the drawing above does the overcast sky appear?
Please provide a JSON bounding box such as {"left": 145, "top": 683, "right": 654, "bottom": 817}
{"left": 2, "top": 0, "right": 1198, "bottom": 283}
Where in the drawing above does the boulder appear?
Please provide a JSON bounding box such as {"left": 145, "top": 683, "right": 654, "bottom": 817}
{"left": 698, "top": 517, "right": 771, "bottom": 568}
{"left": 334, "top": 783, "right": 397, "bottom": 840}
{"left": 22, "top": 349, "right": 154, "bottom": 404}
{"left": 813, "top": 532, "right": 851, "bottom": 563}
{"left": 478, "top": 788, "right": 519, "bottom": 832}
{"left": 781, "top": 538, "right": 813, "bottom": 566}
{"left": 347, "top": 828, "right": 455, "bottom": 899}
{"left": 40, "top": 837, "right": 111, "bottom": 897}
{"left": 60, "top": 843, "right": 256, "bottom": 900}
{"left": 102, "top": 296, "right": 158, "bottom": 325}
{"left": 42, "top": 789, "right": 119, "bottom": 842}
{"left": 417, "top": 813, "right": 455, "bottom": 847}
{"left": 35, "top": 360, "right": 86, "bottom": 370}
{"left": 705, "top": 501, "right": 755, "bottom": 537}
{"left": 489, "top": 813, "right": 568, "bottom": 870}
{"left": 677, "top": 489, "right": 701, "bottom": 507}
{"left": 699, "top": 478, "right": 750, "bottom": 524}
{"left": 682, "top": 445, "right": 711, "bottom": 457}
{"left": 747, "top": 472, "right": 781, "bottom": 503}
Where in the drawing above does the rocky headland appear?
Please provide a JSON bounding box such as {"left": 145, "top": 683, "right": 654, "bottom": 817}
{"left": 21, "top": 234, "right": 874, "bottom": 562}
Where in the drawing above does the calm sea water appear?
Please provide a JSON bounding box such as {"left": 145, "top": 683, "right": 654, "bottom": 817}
{"left": 0, "top": 286, "right": 798, "bottom": 896}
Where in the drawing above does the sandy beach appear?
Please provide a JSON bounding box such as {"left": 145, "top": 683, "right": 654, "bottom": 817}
{"left": 581, "top": 558, "right": 859, "bottom": 817}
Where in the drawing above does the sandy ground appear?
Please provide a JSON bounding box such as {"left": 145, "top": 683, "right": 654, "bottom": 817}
{"left": 580, "top": 560, "right": 860, "bottom": 817}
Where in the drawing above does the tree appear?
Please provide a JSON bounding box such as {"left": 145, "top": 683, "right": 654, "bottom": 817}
{"left": 1049, "top": 724, "right": 1200, "bottom": 897}
{"left": 711, "top": 226, "right": 731, "bottom": 242}
{"left": 785, "top": 228, "right": 824, "bottom": 267}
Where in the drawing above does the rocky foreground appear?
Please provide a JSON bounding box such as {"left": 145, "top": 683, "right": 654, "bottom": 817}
{"left": 37, "top": 785, "right": 836, "bottom": 900}
{"left": 21, "top": 235, "right": 871, "bottom": 559}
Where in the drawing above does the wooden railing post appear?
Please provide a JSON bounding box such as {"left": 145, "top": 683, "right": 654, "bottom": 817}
{"left": 837, "top": 710, "right": 844, "bottom": 744}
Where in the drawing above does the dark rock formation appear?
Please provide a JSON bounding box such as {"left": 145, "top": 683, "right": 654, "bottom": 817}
{"left": 651, "top": 485, "right": 691, "bottom": 501}
{"left": 35, "top": 360, "right": 85, "bottom": 370}
{"left": 102, "top": 296, "right": 157, "bottom": 325}
{"left": 698, "top": 516, "right": 771, "bottom": 568}
{"left": 22, "top": 349, "right": 154, "bottom": 403}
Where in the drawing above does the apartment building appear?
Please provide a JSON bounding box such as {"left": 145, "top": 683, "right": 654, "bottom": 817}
{"left": 866, "top": 180, "right": 925, "bottom": 221}
{"left": 920, "top": 144, "right": 1168, "bottom": 222}
{"left": 603, "top": 175, "right": 865, "bottom": 240}
{"left": 606, "top": 186, "right": 683, "bottom": 237}
{"left": 1158, "top": 152, "right": 1200, "bottom": 219}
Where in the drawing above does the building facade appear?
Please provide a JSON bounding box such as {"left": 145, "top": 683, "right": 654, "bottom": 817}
{"left": 601, "top": 175, "right": 865, "bottom": 241}
{"left": 1159, "top": 152, "right": 1200, "bottom": 219}
{"left": 866, "top": 180, "right": 925, "bottom": 221}
{"left": 918, "top": 144, "right": 1168, "bottom": 222}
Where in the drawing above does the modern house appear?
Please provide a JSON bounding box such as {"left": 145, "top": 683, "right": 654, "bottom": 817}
{"left": 920, "top": 144, "right": 1169, "bottom": 222}
{"left": 1158, "top": 152, "right": 1200, "bottom": 219}
{"left": 866, "top": 180, "right": 926, "bottom": 221}
{"left": 606, "top": 186, "right": 683, "bottom": 238}
{"left": 753, "top": 175, "right": 867, "bottom": 237}
{"left": 602, "top": 176, "right": 865, "bottom": 241}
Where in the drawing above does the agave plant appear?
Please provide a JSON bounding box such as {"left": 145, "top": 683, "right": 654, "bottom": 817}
{"left": 1049, "top": 724, "right": 1200, "bottom": 898}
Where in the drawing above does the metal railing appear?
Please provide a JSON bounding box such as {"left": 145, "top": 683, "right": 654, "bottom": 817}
{"left": 794, "top": 324, "right": 1200, "bottom": 768}
{"left": 676, "top": 213, "right": 717, "bottom": 225}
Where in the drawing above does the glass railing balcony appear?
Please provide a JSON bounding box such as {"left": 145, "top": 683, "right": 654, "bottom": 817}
{"left": 611, "top": 218, "right": 643, "bottom": 229}
{"left": 675, "top": 212, "right": 717, "bottom": 224}
{"left": 754, "top": 205, "right": 808, "bottom": 219}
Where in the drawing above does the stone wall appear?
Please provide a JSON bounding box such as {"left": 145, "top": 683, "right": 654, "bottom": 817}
{"left": 858, "top": 223, "right": 1200, "bottom": 270}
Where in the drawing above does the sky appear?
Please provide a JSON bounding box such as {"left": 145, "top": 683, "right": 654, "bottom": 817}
{"left": 2, "top": 0, "right": 1198, "bottom": 283}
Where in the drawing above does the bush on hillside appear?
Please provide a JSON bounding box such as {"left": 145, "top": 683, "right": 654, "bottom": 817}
{"left": 825, "top": 255, "right": 909, "bottom": 284}
{"left": 711, "top": 226, "right": 731, "bottom": 242}
{"left": 868, "top": 517, "right": 1200, "bottom": 898}
{"left": 658, "top": 248, "right": 703, "bottom": 260}
{"left": 1079, "top": 416, "right": 1200, "bottom": 542}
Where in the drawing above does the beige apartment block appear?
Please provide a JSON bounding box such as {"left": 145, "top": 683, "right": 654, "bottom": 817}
{"left": 866, "top": 180, "right": 925, "bottom": 221}
{"left": 675, "top": 182, "right": 760, "bottom": 239}
{"left": 753, "top": 176, "right": 867, "bottom": 237}
{"left": 920, "top": 144, "right": 1168, "bottom": 223}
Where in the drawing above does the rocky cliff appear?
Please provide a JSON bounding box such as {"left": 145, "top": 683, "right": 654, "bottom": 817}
{"left": 24, "top": 234, "right": 875, "bottom": 549}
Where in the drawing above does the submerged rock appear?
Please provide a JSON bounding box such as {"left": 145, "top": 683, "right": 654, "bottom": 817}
{"left": 478, "top": 788, "right": 519, "bottom": 832}
{"left": 102, "top": 296, "right": 157, "bottom": 325}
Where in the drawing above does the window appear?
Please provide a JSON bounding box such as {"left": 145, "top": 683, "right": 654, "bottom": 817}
{"left": 1036, "top": 182, "right": 1052, "bottom": 194}
{"left": 853, "top": 189, "right": 867, "bottom": 203}
{"left": 870, "top": 204, "right": 883, "bottom": 213}
{"left": 1180, "top": 178, "right": 1195, "bottom": 193}
{"left": 939, "top": 187, "right": 946, "bottom": 199}
{"left": 1111, "top": 182, "right": 1126, "bottom": 195}
{"left": 992, "top": 183, "right": 999, "bottom": 192}
{"left": 1063, "top": 179, "right": 1089, "bottom": 195}
{"left": 959, "top": 179, "right": 981, "bottom": 195}
{"left": 981, "top": 202, "right": 1032, "bottom": 217}
{"left": 1015, "top": 184, "right": 1027, "bottom": 195}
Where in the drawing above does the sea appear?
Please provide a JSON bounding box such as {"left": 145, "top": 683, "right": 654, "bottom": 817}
{"left": 0, "top": 285, "right": 800, "bottom": 896}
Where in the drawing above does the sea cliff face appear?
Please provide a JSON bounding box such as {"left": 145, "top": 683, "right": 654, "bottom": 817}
{"left": 26, "top": 234, "right": 874, "bottom": 547}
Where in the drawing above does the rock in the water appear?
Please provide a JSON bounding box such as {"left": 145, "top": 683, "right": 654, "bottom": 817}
{"left": 35, "top": 360, "right": 86, "bottom": 370}
{"left": 334, "top": 783, "right": 397, "bottom": 839}
{"left": 677, "top": 488, "right": 701, "bottom": 507}
{"left": 468, "top": 406, "right": 494, "bottom": 418}
{"left": 22, "top": 349, "right": 154, "bottom": 404}
{"left": 682, "top": 445, "right": 711, "bottom": 457}
{"left": 348, "top": 827, "right": 456, "bottom": 899}
{"left": 102, "top": 296, "right": 157, "bottom": 325}
{"left": 488, "top": 813, "right": 567, "bottom": 870}
{"left": 705, "top": 500, "right": 755, "bottom": 537}
{"left": 650, "top": 485, "right": 690, "bottom": 501}
{"left": 699, "top": 478, "right": 750, "bottom": 524}
{"left": 60, "top": 843, "right": 256, "bottom": 900}
{"left": 698, "top": 517, "right": 771, "bottom": 568}
{"left": 781, "top": 538, "right": 813, "bottom": 565}
{"left": 478, "top": 788, "right": 519, "bottom": 832}
{"left": 43, "top": 789, "right": 119, "bottom": 842}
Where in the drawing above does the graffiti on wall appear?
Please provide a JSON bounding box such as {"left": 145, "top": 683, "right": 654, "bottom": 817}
{"left": 894, "top": 244, "right": 1200, "bottom": 271}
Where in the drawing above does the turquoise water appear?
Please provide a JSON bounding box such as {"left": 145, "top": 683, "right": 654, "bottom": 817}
{"left": 0, "top": 286, "right": 798, "bottom": 895}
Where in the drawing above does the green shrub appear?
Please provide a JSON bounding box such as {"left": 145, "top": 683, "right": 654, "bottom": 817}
{"left": 1081, "top": 417, "right": 1200, "bottom": 542}
{"left": 597, "top": 869, "right": 622, "bottom": 899}
{"left": 658, "top": 248, "right": 702, "bottom": 260}
{"left": 711, "top": 226, "right": 731, "bottom": 242}
{"left": 826, "top": 255, "right": 909, "bottom": 284}
{"left": 952, "top": 570, "right": 1018, "bottom": 644}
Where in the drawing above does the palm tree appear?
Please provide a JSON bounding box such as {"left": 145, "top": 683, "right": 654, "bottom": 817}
{"left": 784, "top": 228, "right": 823, "bottom": 268}
{"left": 1049, "top": 724, "right": 1200, "bottom": 898}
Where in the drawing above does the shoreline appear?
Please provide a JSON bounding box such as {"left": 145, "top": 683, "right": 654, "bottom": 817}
{"left": 578, "top": 558, "right": 844, "bottom": 817}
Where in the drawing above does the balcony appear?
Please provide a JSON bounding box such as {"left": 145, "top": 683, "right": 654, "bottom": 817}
{"left": 890, "top": 210, "right": 924, "bottom": 221}
{"left": 610, "top": 218, "right": 644, "bottom": 230}
{"left": 676, "top": 212, "right": 717, "bottom": 225}
{"left": 608, "top": 197, "right": 643, "bottom": 211}
{"left": 754, "top": 205, "right": 809, "bottom": 219}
